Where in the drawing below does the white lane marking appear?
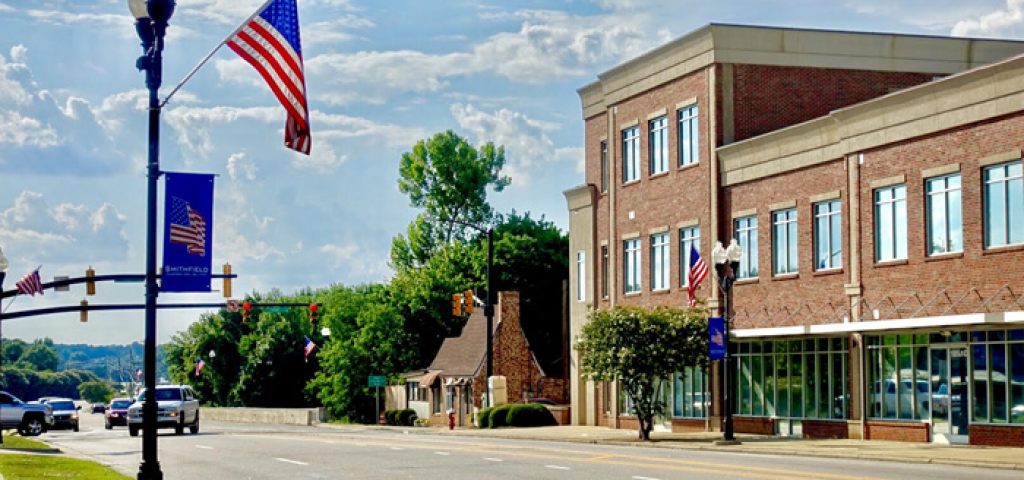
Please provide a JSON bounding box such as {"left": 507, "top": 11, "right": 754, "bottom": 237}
{"left": 434, "top": 451, "right": 450, "bottom": 456}
{"left": 633, "top": 476, "right": 660, "bottom": 480}
{"left": 194, "top": 445, "right": 214, "bottom": 450}
{"left": 545, "top": 465, "right": 570, "bottom": 470}
{"left": 275, "top": 458, "right": 309, "bottom": 466}
{"left": 390, "top": 447, "right": 404, "bottom": 451}
{"left": 484, "top": 457, "right": 503, "bottom": 462}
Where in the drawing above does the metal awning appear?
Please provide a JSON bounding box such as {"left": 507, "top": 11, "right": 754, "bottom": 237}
{"left": 733, "top": 311, "right": 1024, "bottom": 339}
{"left": 419, "top": 370, "right": 442, "bottom": 387}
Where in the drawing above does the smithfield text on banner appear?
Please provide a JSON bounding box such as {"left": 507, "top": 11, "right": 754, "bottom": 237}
{"left": 162, "top": 173, "right": 215, "bottom": 292}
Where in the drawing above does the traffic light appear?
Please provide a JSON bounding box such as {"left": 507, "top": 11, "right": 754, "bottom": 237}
{"left": 80, "top": 299, "right": 88, "bottom": 323}
{"left": 452, "top": 293, "right": 463, "bottom": 316}
{"left": 463, "top": 290, "right": 474, "bottom": 314}
{"left": 85, "top": 267, "right": 96, "bottom": 296}
{"left": 308, "top": 303, "right": 318, "bottom": 325}
{"left": 242, "top": 300, "right": 252, "bottom": 321}
{"left": 222, "top": 263, "right": 232, "bottom": 298}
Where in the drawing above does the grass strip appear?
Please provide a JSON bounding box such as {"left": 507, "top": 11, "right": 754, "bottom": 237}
{"left": 0, "top": 434, "right": 52, "bottom": 450}
{"left": 0, "top": 454, "right": 131, "bottom": 479}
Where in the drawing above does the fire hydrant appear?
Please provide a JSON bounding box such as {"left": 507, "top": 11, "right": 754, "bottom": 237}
{"left": 447, "top": 409, "right": 455, "bottom": 430}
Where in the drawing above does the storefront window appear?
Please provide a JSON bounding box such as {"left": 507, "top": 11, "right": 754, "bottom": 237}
{"left": 734, "top": 337, "right": 847, "bottom": 420}
{"left": 673, "top": 366, "right": 708, "bottom": 418}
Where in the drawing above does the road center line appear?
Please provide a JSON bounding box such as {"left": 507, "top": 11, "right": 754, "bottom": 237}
{"left": 275, "top": 458, "right": 309, "bottom": 466}
{"left": 194, "top": 445, "right": 214, "bottom": 450}
{"left": 483, "top": 457, "right": 503, "bottom": 462}
{"left": 434, "top": 451, "right": 450, "bottom": 456}
{"left": 633, "top": 476, "right": 660, "bottom": 480}
{"left": 545, "top": 465, "right": 570, "bottom": 470}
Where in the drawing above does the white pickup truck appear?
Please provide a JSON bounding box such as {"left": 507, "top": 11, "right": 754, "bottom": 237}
{"left": 127, "top": 385, "right": 200, "bottom": 436}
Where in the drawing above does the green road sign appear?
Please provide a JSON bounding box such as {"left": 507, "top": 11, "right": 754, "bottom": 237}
{"left": 368, "top": 375, "right": 386, "bottom": 387}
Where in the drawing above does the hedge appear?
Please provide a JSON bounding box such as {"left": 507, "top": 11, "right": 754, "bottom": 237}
{"left": 487, "top": 404, "right": 512, "bottom": 428}
{"left": 476, "top": 407, "right": 493, "bottom": 428}
{"left": 384, "top": 409, "right": 417, "bottom": 426}
{"left": 506, "top": 403, "right": 557, "bottom": 427}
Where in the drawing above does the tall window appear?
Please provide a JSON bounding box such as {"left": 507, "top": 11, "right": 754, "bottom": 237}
{"left": 650, "top": 233, "right": 669, "bottom": 291}
{"left": 622, "top": 126, "right": 640, "bottom": 183}
{"left": 772, "top": 209, "right": 798, "bottom": 275}
{"left": 874, "top": 184, "right": 907, "bottom": 262}
{"left": 734, "top": 216, "right": 758, "bottom": 279}
{"left": 926, "top": 173, "right": 963, "bottom": 255}
{"left": 601, "top": 245, "right": 609, "bottom": 299}
{"left": 735, "top": 338, "right": 848, "bottom": 420}
{"left": 984, "top": 161, "right": 1024, "bottom": 248}
{"left": 623, "top": 238, "right": 641, "bottom": 294}
{"left": 677, "top": 104, "right": 699, "bottom": 166}
{"left": 673, "top": 366, "right": 708, "bottom": 418}
{"left": 575, "top": 250, "right": 586, "bottom": 302}
{"left": 649, "top": 116, "right": 668, "bottom": 174}
{"left": 814, "top": 200, "right": 842, "bottom": 270}
{"left": 600, "top": 140, "right": 608, "bottom": 193}
{"left": 679, "top": 226, "right": 700, "bottom": 286}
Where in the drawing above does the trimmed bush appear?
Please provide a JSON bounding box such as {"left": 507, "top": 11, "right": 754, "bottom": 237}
{"left": 506, "top": 403, "right": 557, "bottom": 427}
{"left": 488, "top": 404, "right": 513, "bottom": 428}
{"left": 397, "top": 409, "right": 417, "bottom": 426}
{"left": 476, "top": 407, "right": 493, "bottom": 428}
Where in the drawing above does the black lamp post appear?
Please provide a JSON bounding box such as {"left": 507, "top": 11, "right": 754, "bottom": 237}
{"left": 128, "top": 1, "right": 175, "bottom": 479}
{"left": 0, "top": 247, "right": 6, "bottom": 445}
{"left": 712, "top": 240, "right": 742, "bottom": 442}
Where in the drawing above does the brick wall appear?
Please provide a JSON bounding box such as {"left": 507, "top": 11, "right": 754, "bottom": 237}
{"left": 970, "top": 424, "right": 1024, "bottom": 447}
{"left": 864, "top": 420, "right": 929, "bottom": 442}
{"left": 802, "top": 419, "right": 849, "bottom": 439}
{"left": 671, "top": 418, "right": 707, "bottom": 433}
{"left": 731, "top": 65, "right": 936, "bottom": 142}
{"left": 733, "top": 416, "right": 775, "bottom": 435}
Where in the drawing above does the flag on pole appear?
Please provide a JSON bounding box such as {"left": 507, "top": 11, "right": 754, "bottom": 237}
{"left": 15, "top": 268, "right": 43, "bottom": 296}
{"left": 195, "top": 358, "right": 206, "bottom": 376}
{"left": 687, "top": 245, "right": 709, "bottom": 308}
{"left": 135, "top": 369, "right": 143, "bottom": 381}
{"left": 303, "top": 336, "right": 317, "bottom": 359}
{"left": 227, "top": 0, "right": 311, "bottom": 154}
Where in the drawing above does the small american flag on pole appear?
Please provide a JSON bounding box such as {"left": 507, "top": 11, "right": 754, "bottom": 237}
{"left": 15, "top": 268, "right": 43, "bottom": 296}
{"left": 195, "top": 358, "right": 206, "bottom": 376}
{"left": 687, "top": 245, "right": 708, "bottom": 308}
{"left": 227, "top": 0, "right": 311, "bottom": 154}
{"left": 303, "top": 336, "right": 317, "bottom": 360}
{"left": 169, "top": 197, "right": 207, "bottom": 256}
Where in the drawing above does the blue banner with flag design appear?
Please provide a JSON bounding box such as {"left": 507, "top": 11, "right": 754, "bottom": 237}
{"left": 162, "top": 172, "right": 214, "bottom": 292}
{"left": 709, "top": 316, "right": 726, "bottom": 360}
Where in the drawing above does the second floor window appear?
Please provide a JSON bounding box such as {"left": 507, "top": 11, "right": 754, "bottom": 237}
{"left": 650, "top": 233, "right": 670, "bottom": 291}
{"left": 679, "top": 226, "right": 700, "bottom": 286}
{"left": 984, "top": 161, "right": 1024, "bottom": 248}
{"left": 927, "top": 173, "right": 963, "bottom": 255}
{"left": 601, "top": 245, "right": 609, "bottom": 299}
{"left": 814, "top": 200, "right": 842, "bottom": 270}
{"left": 874, "top": 184, "right": 907, "bottom": 262}
{"left": 622, "top": 126, "right": 640, "bottom": 183}
{"left": 624, "top": 238, "right": 641, "bottom": 293}
{"left": 600, "top": 140, "right": 608, "bottom": 193}
{"left": 734, "top": 215, "right": 758, "bottom": 279}
{"left": 649, "top": 116, "right": 668, "bottom": 174}
{"left": 576, "top": 250, "right": 586, "bottom": 302}
{"left": 772, "top": 209, "right": 798, "bottom": 275}
{"left": 678, "top": 104, "right": 698, "bottom": 166}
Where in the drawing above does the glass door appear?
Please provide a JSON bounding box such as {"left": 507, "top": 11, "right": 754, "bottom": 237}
{"left": 930, "top": 346, "right": 969, "bottom": 443}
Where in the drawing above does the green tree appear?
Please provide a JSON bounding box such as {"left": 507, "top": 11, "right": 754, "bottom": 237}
{"left": 2, "top": 338, "right": 27, "bottom": 364}
{"left": 577, "top": 306, "right": 708, "bottom": 441}
{"left": 78, "top": 381, "right": 115, "bottom": 403}
{"left": 20, "top": 340, "right": 61, "bottom": 371}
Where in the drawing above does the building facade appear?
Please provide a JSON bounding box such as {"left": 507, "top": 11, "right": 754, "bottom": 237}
{"left": 565, "top": 24, "right": 1024, "bottom": 446}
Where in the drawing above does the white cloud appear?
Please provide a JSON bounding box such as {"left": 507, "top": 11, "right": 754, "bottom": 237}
{"left": 314, "top": 111, "right": 429, "bottom": 149}
{"left": 290, "top": 140, "right": 347, "bottom": 173}
{"left": 450, "top": 103, "right": 582, "bottom": 187}
{"left": 304, "top": 14, "right": 375, "bottom": 46}
{"left": 0, "top": 51, "right": 33, "bottom": 105}
{"left": 163, "top": 105, "right": 279, "bottom": 157}
{"left": 319, "top": 243, "right": 359, "bottom": 266}
{"left": 0, "top": 110, "right": 60, "bottom": 147}
{"left": 226, "top": 152, "right": 258, "bottom": 181}
{"left": 952, "top": 0, "right": 1024, "bottom": 37}
{"left": 0, "top": 3, "right": 11, "bottom": 12}
{"left": 9, "top": 44, "right": 27, "bottom": 63}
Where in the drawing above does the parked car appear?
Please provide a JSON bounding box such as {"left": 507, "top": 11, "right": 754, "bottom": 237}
{"left": 0, "top": 391, "right": 53, "bottom": 436}
{"left": 45, "top": 399, "right": 81, "bottom": 432}
{"left": 127, "top": 385, "right": 200, "bottom": 436}
{"left": 91, "top": 403, "right": 107, "bottom": 414}
{"left": 105, "top": 398, "right": 133, "bottom": 429}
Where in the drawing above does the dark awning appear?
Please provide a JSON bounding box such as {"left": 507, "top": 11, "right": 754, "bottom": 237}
{"left": 419, "top": 370, "right": 443, "bottom": 387}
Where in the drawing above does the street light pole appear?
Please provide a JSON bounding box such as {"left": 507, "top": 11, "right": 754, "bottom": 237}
{"left": 0, "top": 247, "right": 7, "bottom": 445}
{"left": 712, "top": 240, "right": 742, "bottom": 443}
{"left": 129, "top": 2, "right": 175, "bottom": 479}
{"left": 484, "top": 228, "right": 494, "bottom": 380}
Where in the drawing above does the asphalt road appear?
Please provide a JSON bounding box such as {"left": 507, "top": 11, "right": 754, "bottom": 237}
{"left": 38, "top": 410, "right": 1023, "bottom": 480}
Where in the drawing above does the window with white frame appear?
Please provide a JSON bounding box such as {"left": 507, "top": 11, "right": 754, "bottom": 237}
{"left": 813, "top": 200, "right": 841, "bottom": 270}
{"left": 650, "top": 233, "right": 669, "bottom": 291}
{"left": 407, "top": 381, "right": 423, "bottom": 402}
{"left": 576, "top": 250, "right": 586, "bottom": 302}
{"left": 677, "top": 104, "right": 698, "bottom": 166}
{"left": 926, "top": 173, "right": 963, "bottom": 255}
{"left": 601, "top": 245, "right": 609, "bottom": 299}
{"left": 649, "top": 116, "right": 668, "bottom": 174}
{"left": 623, "top": 238, "right": 641, "bottom": 294}
{"left": 772, "top": 208, "right": 798, "bottom": 275}
{"left": 984, "top": 161, "right": 1024, "bottom": 248}
{"left": 734, "top": 216, "right": 758, "bottom": 279}
{"left": 874, "top": 184, "right": 907, "bottom": 262}
{"left": 679, "top": 226, "right": 700, "bottom": 286}
{"left": 622, "top": 126, "right": 640, "bottom": 183}
{"left": 600, "top": 140, "right": 608, "bottom": 193}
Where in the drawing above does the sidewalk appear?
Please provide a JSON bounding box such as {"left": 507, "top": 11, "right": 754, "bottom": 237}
{"left": 319, "top": 423, "right": 1024, "bottom": 471}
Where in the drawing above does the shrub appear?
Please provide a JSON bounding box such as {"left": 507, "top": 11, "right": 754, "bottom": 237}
{"left": 384, "top": 409, "right": 400, "bottom": 426}
{"left": 506, "top": 403, "right": 557, "bottom": 427}
{"left": 397, "top": 409, "right": 417, "bottom": 426}
{"left": 476, "top": 407, "right": 493, "bottom": 428}
{"left": 488, "top": 404, "right": 513, "bottom": 428}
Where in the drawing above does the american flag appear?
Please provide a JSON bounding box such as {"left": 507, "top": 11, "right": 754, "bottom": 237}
{"left": 303, "top": 336, "right": 317, "bottom": 359}
{"left": 135, "top": 369, "right": 143, "bottom": 381}
{"left": 169, "top": 197, "right": 207, "bottom": 256}
{"left": 227, "top": 0, "right": 311, "bottom": 154}
{"left": 195, "top": 358, "right": 206, "bottom": 376}
{"left": 15, "top": 269, "right": 43, "bottom": 296}
{"left": 687, "top": 245, "right": 708, "bottom": 308}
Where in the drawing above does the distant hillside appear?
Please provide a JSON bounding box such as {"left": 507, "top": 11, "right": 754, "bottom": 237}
{"left": 53, "top": 342, "right": 168, "bottom": 381}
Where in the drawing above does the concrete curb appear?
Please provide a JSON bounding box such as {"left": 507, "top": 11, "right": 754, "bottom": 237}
{"left": 0, "top": 447, "right": 63, "bottom": 454}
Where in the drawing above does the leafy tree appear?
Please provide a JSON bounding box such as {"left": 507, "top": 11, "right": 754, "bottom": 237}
{"left": 78, "top": 381, "right": 115, "bottom": 403}
{"left": 2, "top": 338, "right": 27, "bottom": 364}
{"left": 577, "top": 306, "right": 708, "bottom": 441}
{"left": 20, "top": 340, "right": 61, "bottom": 371}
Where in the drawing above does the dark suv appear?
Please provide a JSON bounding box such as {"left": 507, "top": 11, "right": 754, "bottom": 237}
{"left": 43, "top": 398, "right": 80, "bottom": 432}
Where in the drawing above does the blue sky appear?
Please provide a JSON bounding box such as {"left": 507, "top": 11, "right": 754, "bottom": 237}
{"left": 1, "top": 0, "right": 1021, "bottom": 344}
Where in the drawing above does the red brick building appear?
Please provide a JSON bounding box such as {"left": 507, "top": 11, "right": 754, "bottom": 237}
{"left": 565, "top": 24, "right": 1024, "bottom": 446}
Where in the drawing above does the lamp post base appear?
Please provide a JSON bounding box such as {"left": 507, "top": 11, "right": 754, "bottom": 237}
{"left": 137, "top": 460, "right": 163, "bottom": 480}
